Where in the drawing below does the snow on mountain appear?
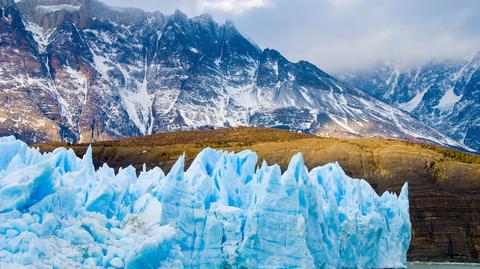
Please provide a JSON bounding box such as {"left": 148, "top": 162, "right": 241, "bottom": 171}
{"left": 36, "top": 3, "right": 80, "bottom": 13}
{"left": 0, "top": 136, "right": 411, "bottom": 268}
{"left": 340, "top": 54, "right": 480, "bottom": 152}
{"left": 0, "top": 0, "right": 467, "bottom": 151}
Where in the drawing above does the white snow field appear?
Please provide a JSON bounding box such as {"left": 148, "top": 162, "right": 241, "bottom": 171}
{"left": 0, "top": 136, "right": 411, "bottom": 268}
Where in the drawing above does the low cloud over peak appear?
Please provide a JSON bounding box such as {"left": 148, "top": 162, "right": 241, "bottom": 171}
{"left": 103, "top": 0, "right": 480, "bottom": 72}
{"left": 197, "top": 0, "right": 271, "bottom": 14}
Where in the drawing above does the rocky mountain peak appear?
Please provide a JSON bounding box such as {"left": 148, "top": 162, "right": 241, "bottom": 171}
{"left": 220, "top": 19, "right": 244, "bottom": 39}
{"left": 16, "top": 0, "right": 152, "bottom": 28}
{"left": 193, "top": 13, "right": 214, "bottom": 24}
{"left": 224, "top": 19, "right": 235, "bottom": 28}
{"left": 260, "top": 48, "right": 285, "bottom": 61}
{"left": 17, "top": 0, "right": 84, "bottom": 28}
{"left": 171, "top": 9, "right": 188, "bottom": 22}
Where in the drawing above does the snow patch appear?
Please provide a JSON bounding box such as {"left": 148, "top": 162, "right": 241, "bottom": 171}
{"left": 399, "top": 88, "right": 428, "bottom": 112}
{"left": 36, "top": 4, "right": 80, "bottom": 13}
{"left": 120, "top": 88, "right": 153, "bottom": 135}
{"left": 92, "top": 54, "right": 112, "bottom": 77}
{"left": 437, "top": 88, "right": 463, "bottom": 112}
{"left": 120, "top": 54, "right": 154, "bottom": 135}
{"left": 189, "top": 47, "right": 199, "bottom": 54}
{"left": 272, "top": 61, "right": 279, "bottom": 77}
{"left": 329, "top": 115, "right": 359, "bottom": 135}
{"left": 25, "top": 22, "right": 53, "bottom": 53}
{"left": 64, "top": 67, "right": 88, "bottom": 96}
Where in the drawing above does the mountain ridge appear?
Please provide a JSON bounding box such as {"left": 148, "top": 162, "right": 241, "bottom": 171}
{"left": 340, "top": 53, "right": 480, "bottom": 152}
{"left": 0, "top": 0, "right": 469, "bottom": 151}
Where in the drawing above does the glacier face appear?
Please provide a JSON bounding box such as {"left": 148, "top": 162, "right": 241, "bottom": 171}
{"left": 0, "top": 136, "right": 411, "bottom": 268}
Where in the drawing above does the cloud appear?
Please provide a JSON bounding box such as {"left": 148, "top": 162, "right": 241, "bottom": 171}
{"left": 230, "top": 0, "right": 480, "bottom": 72}
{"left": 197, "top": 0, "right": 271, "bottom": 14}
{"left": 102, "top": 0, "right": 480, "bottom": 72}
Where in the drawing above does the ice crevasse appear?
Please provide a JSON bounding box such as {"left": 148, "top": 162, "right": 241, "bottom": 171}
{"left": 0, "top": 136, "right": 411, "bottom": 268}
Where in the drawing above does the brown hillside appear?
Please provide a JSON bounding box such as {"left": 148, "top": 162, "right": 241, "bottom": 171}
{"left": 36, "top": 127, "right": 480, "bottom": 262}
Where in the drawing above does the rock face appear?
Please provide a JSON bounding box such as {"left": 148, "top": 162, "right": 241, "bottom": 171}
{"left": 340, "top": 55, "right": 480, "bottom": 152}
{"left": 0, "top": 0, "right": 62, "bottom": 142}
{"left": 0, "top": 0, "right": 466, "bottom": 150}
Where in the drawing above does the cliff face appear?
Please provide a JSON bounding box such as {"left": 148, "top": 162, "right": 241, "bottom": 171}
{"left": 17, "top": 0, "right": 157, "bottom": 30}
{"left": 0, "top": 1, "right": 63, "bottom": 142}
{"left": 37, "top": 128, "right": 480, "bottom": 262}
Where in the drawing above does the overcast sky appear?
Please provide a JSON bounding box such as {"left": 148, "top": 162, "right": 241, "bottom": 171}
{"left": 103, "top": 0, "right": 480, "bottom": 73}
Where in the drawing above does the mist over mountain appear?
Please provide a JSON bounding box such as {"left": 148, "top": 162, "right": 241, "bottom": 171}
{"left": 340, "top": 54, "right": 480, "bottom": 152}
{"left": 101, "top": 0, "right": 480, "bottom": 74}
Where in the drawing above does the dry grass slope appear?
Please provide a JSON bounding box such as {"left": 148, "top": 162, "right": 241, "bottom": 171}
{"left": 36, "top": 127, "right": 480, "bottom": 262}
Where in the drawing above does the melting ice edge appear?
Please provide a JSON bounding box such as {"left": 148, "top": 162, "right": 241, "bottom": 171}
{"left": 0, "top": 136, "right": 411, "bottom": 268}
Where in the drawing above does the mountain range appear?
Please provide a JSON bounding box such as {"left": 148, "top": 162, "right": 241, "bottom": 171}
{"left": 0, "top": 0, "right": 471, "bottom": 152}
{"left": 340, "top": 55, "right": 480, "bottom": 153}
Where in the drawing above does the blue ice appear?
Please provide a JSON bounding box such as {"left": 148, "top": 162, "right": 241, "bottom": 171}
{"left": 0, "top": 136, "right": 411, "bottom": 268}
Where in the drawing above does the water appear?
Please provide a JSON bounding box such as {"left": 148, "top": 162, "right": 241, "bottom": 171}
{"left": 408, "top": 262, "right": 480, "bottom": 268}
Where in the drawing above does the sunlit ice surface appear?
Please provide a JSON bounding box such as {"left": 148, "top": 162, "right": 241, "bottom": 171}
{"left": 0, "top": 136, "right": 410, "bottom": 268}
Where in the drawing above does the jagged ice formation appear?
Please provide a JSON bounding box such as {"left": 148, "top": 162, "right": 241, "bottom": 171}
{"left": 0, "top": 136, "right": 411, "bottom": 268}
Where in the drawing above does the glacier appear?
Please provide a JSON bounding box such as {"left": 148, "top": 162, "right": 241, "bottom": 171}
{"left": 0, "top": 136, "right": 411, "bottom": 268}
